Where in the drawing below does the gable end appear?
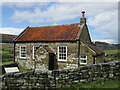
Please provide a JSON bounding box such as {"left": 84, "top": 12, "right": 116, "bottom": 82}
{"left": 13, "top": 26, "right": 29, "bottom": 42}
{"left": 76, "top": 24, "right": 85, "bottom": 40}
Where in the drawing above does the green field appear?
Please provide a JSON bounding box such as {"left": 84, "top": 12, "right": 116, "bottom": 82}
{"left": 0, "top": 43, "right": 14, "bottom": 65}
{"left": 64, "top": 79, "right": 120, "bottom": 88}
{"left": 104, "top": 49, "right": 120, "bottom": 54}
{"left": 104, "top": 49, "right": 120, "bottom": 62}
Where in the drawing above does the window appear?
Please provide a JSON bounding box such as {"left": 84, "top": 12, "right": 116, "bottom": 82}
{"left": 33, "top": 46, "right": 39, "bottom": 59}
{"left": 80, "top": 54, "right": 87, "bottom": 64}
{"left": 20, "top": 46, "right": 26, "bottom": 58}
{"left": 58, "top": 46, "right": 67, "bottom": 61}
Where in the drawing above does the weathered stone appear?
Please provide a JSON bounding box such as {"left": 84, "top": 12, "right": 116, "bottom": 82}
{"left": 1, "top": 61, "right": 120, "bottom": 89}
{"left": 15, "top": 38, "right": 105, "bottom": 70}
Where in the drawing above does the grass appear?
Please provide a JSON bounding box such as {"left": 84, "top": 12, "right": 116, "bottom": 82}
{"left": 0, "top": 51, "right": 9, "bottom": 54}
{"left": 1, "top": 43, "right": 14, "bottom": 51}
{"left": 105, "top": 58, "right": 120, "bottom": 62}
{"left": 64, "top": 79, "right": 120, "bottom": 88}
{"left": 104, "top": 49, "right": 120, "bottom": 54}
{"left": 1, "top": 43, "right": 14, "bottom": 64}
{"left": 104, "top": 49, "right": 120, "bottom": 62}
{"left": 0, "top": 61, "right": 14, "bottom": 65}
{"left": 19, "top": 68, "right": 31, "bottom": 72}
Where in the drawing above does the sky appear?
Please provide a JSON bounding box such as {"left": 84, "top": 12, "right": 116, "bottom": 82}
{"left": 0, "top": 0, "right": 119, "bottom": 44}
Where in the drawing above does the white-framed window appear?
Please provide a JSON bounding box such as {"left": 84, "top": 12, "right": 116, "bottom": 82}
{"left": 20, "top": 46, "right": 27, "bottom": 58}
{"left": 33, "top": 46, "right": 39, "bottom": 59}
{"left": 58, "top": 46, "right": 67, "bottom": 61}
{"left": 80, "top": 54, "right": 87, "bottom": 64}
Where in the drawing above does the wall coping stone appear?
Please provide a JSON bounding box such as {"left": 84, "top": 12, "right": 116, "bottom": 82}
{"left": 1, "top": 60, "right": 120, "bottom": 89}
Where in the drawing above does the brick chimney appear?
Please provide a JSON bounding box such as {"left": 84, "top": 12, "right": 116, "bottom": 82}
{"left": 80, "top": 11, "right": 86, "bottom": 24}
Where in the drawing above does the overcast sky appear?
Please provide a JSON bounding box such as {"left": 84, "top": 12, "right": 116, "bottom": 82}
{"left": 0, "top": 0, "right": 119, "bottom": 44}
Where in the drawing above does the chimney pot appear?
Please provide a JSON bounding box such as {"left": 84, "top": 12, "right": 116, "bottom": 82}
{"left": 80, "top": 11, "right": 86, "bottom": 24}
{"left": 81, "top": 11, "right": 85, "bottom": 18}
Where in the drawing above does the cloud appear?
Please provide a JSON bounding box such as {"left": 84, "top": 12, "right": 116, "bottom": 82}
{"left": 2, "top": 0, "right": 56, "bottom": 3}
{"left": 10, "top": 3, "right": 81, "bottom": 23}
{"left": 1, "top": 0, "right": 119, "bottom": 2}
{"left": 11, "top": 2, "right": 118, "bottom": 23}
{"left": 7, "top": 2, "right": 119, "bottom": 43}
{"left": 2, "top": 2, "right": 50, "bottom": 8}
{"left": 88, "top": 10, "right": 118, "bottom": 44}
{"left": 0, "top": 27, "right": 24, "bottom": 35}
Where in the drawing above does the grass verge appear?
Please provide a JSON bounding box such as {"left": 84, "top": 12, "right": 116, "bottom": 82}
{"left": 64, "top": 79, "right": 119, "bottom": 88}
{"left": 104, "top": 49, "right": 120, "bottom": 54}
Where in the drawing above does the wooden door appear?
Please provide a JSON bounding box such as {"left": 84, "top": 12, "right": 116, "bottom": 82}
{"left": 49, "top": 53, "right": 55, "bottom": 70}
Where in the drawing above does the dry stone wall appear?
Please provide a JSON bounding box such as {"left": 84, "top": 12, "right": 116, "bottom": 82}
{"left": 2, "top": 61, "right": 120, "bottom": 89}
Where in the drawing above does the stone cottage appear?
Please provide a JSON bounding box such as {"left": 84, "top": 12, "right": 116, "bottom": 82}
{"left": 13, "top": 11, "right": 104, "bottom": 70}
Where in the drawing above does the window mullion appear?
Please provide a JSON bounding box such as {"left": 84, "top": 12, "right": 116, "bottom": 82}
{"left": 58, "top": 46, "right": 67, "bottom": 61}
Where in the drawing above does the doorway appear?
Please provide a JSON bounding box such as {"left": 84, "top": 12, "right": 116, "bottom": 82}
{"left": 49, "top": 53, "right": 55, "bottom": 70}
{"left": 93, "top": 56, "right": 96, "bottom": 64}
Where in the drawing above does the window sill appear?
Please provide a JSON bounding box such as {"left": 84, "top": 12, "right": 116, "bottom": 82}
{"left": 80, "top": 63, "right": 87, "bottom": 64}
{"left": 19, "top": 57, "right": 27, "bottom": 59}
{"left": 58, "top": 59, "right": 67, "bottom": 62}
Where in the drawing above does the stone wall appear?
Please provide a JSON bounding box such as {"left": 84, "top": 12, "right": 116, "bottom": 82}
{"left": 2, "top": 61, "right": 120, "bottom": 89}
{"left": 15, "top": 42, "right": 104, "bottom": 70}
{"left": 15, "top": 42, "right": 79, "bottom": 70}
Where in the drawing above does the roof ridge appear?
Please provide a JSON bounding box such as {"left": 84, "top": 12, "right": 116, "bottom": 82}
{"left": 29, "top": 23, "right": 79, "bottom": 28}
{"left": 14, "top": 23, "right": 80, "bottom": 42}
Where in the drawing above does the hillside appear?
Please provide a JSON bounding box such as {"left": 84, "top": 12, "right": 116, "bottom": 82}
{"left": 95, "top": 41, "right": 119, "bottom": 50}
{"left": 0, "top": 34, "right": 17, "bottom": 43}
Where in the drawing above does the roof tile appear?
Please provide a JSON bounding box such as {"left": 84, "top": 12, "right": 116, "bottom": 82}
{"left": 15, "top": 24, "right": 80, "bottom": 42}
{"left": 83, "top": 41, "right": 104, "bottom": 55}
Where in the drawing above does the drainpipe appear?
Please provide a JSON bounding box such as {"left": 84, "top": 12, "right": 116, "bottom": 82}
{"left": 78, "top": 39, "right": 80, "bottom": 67}
{"left": 14, "top": 43, "right": 16, "bottom": 63}
{"left": 78, "top": 11, "right": 86, "bottom": 67}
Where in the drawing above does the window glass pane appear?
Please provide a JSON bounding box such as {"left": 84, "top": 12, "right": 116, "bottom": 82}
{"left": 81, "top": 60, "right": 84, "bottom": 63}
{"left": 59, "top": 47, "right": 62, "bottom": 49}
{"left": 58, "top": 46, "right": 67, "bottom": 60}
{"left": 63, "top": 47, "right": 66, "bottom": 49}
{"left": 80, "top": 54, "right": 87, "bottom": 64}
{"left": 20, "top": 46, "right": 26, "bottom": 58}
{"left": 63, "top": 57, "right": 66, "bottom": 59}
{"left": 81, "top": 60, "right": 86, "bottom": 63}
{"left": 59, "top": 57, "right": 61, "bottom": 59}
{"left": 81, "top": 54, "right": 86, "bottom": 58}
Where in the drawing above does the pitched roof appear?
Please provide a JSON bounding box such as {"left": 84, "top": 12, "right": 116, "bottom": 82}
{"left": 83, "top": 41, "right": 104, "bottom": 55}
{"left": 43, "top": 46, "right": 55, "bottom": 54}
{"left": 14, "top": 24, "right": 80, "bottom": 42}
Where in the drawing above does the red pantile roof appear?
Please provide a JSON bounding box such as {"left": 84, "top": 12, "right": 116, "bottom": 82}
{"left": 15, "top": 24, "right": 80, "bottom": 42}
{"left": 43, "top": 46, "right": 55, "bottom": 54}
